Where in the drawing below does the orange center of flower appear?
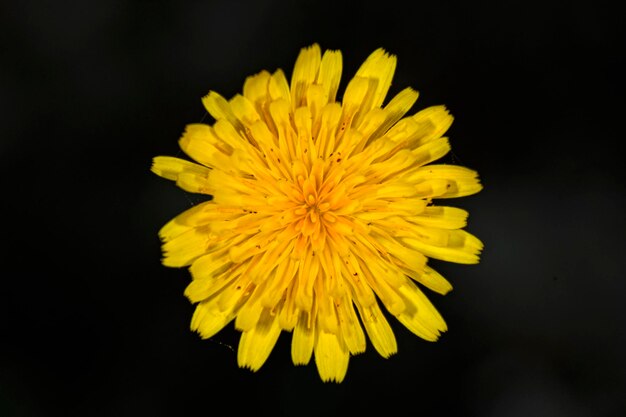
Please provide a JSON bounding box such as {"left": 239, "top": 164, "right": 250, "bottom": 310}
{"left": 295, "top": 171, "right": 332, "bottom": 238}
{"left": 275, "top": 155, "right": 351, "bottom": 256}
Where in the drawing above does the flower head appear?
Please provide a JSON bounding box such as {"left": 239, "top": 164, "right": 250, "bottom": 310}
{"left": 151, "top": 44, "right": 483, "bottom": 382}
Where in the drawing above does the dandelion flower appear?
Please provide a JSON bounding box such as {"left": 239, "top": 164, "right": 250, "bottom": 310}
{"left": 151, "top": 44, "right": 483, "bottom": 383}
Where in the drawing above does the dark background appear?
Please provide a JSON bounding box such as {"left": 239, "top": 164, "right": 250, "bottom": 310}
{"left": 1, "top": 1, "right": 625, "bottom": 416}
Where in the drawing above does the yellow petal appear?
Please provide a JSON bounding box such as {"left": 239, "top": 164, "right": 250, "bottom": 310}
{"left": 372, "top": 232, "right": 427, "bottom": 277}
{"left": 212, "top": 119, "right": 246, "bottom": 152}
{"left": 191, "top": 299, "right": 236, "bottom": 339}
{"left": 290, "top": 43, "right": 322, "bottom": 108}
{"left": 411, "top": 137, "right": 451, "bottom": 167}
{"left": 360, "top": 259, "right": 406, "bottom": 316}
{"left": 184, "top": 274, "right": 231, "bottom": 303}
{"left": 315, "top": 277, "right": 338, "bottom": 334}
{"left": 243, "top": 70, "right": 271, "bottom": 106}
{"left": 269, "top": 69, "right": 291, "bottom": 103}
{"left": 178, "top": 124, "right": 233, "bottom": 171}
{"left": 306, "top": 83, "right": 327, "bottom": 127}
{"left": 365, "top": 87, "right": 419, "bottom": 141}
{"left": 316, "top": 103, "right": 342, "bottom": 159}
{"left": 412, "top": 105, "right": 454, "bottom": 145}
{"left": 366, "top": 149, "right": 417, "bottom": 183}
{"left": 262, "top": 253, "right": 298, "bottom": 309}
{"left": 413, "top": 206, "right": 469, "bottom": 229}
{"left": 336, "top": 298, "right": 366, "bottom": 354}
{"left": 189, "top": 251, "right": 232, "bottom": 279}
{"left": 201, "top": 91, "right": 243, "bottom": 132}
{"left": 355, "top": 47, "right": 397, "bottom": 109}
{"left": 294, "top": 249, "right": 319, "bottom": 310}
{"left": 401, "top": 229, "right": 483, "bottom": 264}
{"left": 339, "top": 250, "right": 377, "bottom": 308}
{"left": 395, "top": 280, "right": 447, "bottom": 341}
{"left": 269, "top": 99, "right": 298, "bottom": 166}
{"left": 214, "top": 271, "right": 252, "bottom": 313}
{"left": 411, "top": 265, "right": 453, "bottom": 295}
{"left": 161, "top": 228, "right": 210, "bottom": 267}
{"left": 408, "top": 164, "right": 483, "bottom": 198}
{"left": 235, "top": 295, "right": 264, "bottom": 331}
{"left": 292, "top": 311, "right": 315, "bottom": 365}
{"left": 158, "top": 215, "right": 193, "bottom": 242}
{"left": 342, "top": 76, "right": 373, "bottom": 129}
{"left": 229, "top": 94, "right": 261, "bottom": 128}
{"left": 384, "top": 87, "right": 419, "bottom": 123}
{"left": 237, "top": 308, "right": 282, "bottom": 371}
{"left": 279, "top": 281, "right": 299, "bottom": 331}
{"left": 317, "top": 49, "right": 343, "bottom": 103}
{"left": 151, "top": 155, "right": 209, "bottom": 182}
{"left": 349, "top": 108, "right": 387, "bottom": 153}
{"left": 314, "top": 330, "right": 349, "bottom": 383}
{"left": 357, "top": 302, "right": 397, "bottom": 358}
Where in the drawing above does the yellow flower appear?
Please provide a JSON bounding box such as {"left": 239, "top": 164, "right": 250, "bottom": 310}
{"left": 151, "top": 43, "right": 483, "bottom": 383}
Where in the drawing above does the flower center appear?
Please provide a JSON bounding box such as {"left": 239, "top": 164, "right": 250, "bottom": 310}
{"left": 287, "top": 157, "right": 345, "bottom": 246}
{"left": 304, "top": 191, "right": 332, "bottom": 223}
{"left": 294, "top": 175, "right": 328, "bottom": 236}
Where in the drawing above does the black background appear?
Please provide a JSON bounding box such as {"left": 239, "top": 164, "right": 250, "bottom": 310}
{"left": 2, "top": 1, "right": 625, "bottom": 416}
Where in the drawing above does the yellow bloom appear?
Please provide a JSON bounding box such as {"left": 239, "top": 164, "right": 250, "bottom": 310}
{"left": 151, "top": 44, "right": 483, "bottom": 382}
